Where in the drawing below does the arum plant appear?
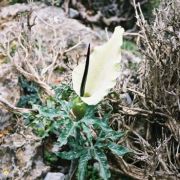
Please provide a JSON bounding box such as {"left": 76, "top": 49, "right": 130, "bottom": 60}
{"left": 72, "top": 26, "right": 124, "bottom": 105}
{"left": 22, "top": 26, "right": 130, "bottom": 180}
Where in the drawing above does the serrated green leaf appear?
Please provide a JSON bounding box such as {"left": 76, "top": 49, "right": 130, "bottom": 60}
{"left": 54, "top": 84, "right": 73, "bottom": 101}
{"left": 46, "top": 99, "right": 56, "bottom": 108}
{"left": 57, "top": 121, "right": 78, "bottom": 147}
{"left": 84, "top": 106, "right": 96, "bottom": 117}
{"left": 17, "top": 94, "right": 41, "bottom": 108}
{"left": 93, "top": 148, "right": 111, "bottom": 180}
{"left": 83, "top": 118, "right": 111, "bottom": 132}
{"left": 17, "top": 76, "right": 41, "bottom": 108}
{"left": 78, "top": 149, "right": 92, "bottom": 180}
{"left": 51, "top": 118, "right": 69, "bottom": 131}
{"left": 108, "top": 143, "right": 130, "bottom": 156}
{"left": 56, "top": 100, "right": 73, "bottom": 118}
{"left": 29, "top": 116, "right": 52, "bottom": 137}
{"left": 37, "top": 106, "right": 63, "bottom": 119}
{"left": 60, "top": 100, "right": 72, "bottom": 112}
{"left": 57, "top": 150, "right": 82, "bottom": 160}
{"left": 100, "top": 130, "right": 125, "bottom": 142}
{"left": 67, "top": 136, "right": 87, "bottom": 151}
{"left": 81, "top": 123, "right": 93, "bottom": 142}
{"left": 95, "top": 131, "right": 125, "bottom": 150}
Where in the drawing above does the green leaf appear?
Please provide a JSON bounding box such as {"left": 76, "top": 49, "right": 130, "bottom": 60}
{"left": 17, "top": 76, "right": 41, "bottom": 108}
{"left": 78, "top": 149, "right": 92, "bottom": 180}
{"left": 100, "top": 130, "right": 125, "bottom": 142}
{"left": 107, "top": 143, "right": 130, "bottom": 156}
{"left": 35, "top": 105, "right": 63, "bottom": 119}
{"left": 17, "top": 94, "right": 41, "bottom": 107}
{"left": 93, "top": 148, "right": 111, "bottom": 180}
{"left": 83, "top": 118, "right": 111, "bottom": 132}
{"left": 57, "top": 150, "right": 82, "bottom": 160}
{"left": 81, "top": 123, "right": 93, "bottom": 142}
{"left": 44, "top": 151, "right": 58, "bottom": 163}
{"left": 30, "top": 116, "right": 52, "bottom": 138}
{"left": 54, "top": 84, "right": 73, "bottom": 101}
{"left": 57, "top": 120, "right": 78, "bottom": 147}
{"left": 60, "top": 100, "right": 72, "bottom": 113}
{"left": 67, "top": 136, "right": 84, "bottom": 150}
{"left": 56, "top": 100, "right": 73, "bottom": 118}
{"left": 84, "top": 105, "right": 96, "bottom": 117}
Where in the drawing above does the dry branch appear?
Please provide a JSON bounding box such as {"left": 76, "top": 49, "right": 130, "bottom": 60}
{"left": 0, "top": 97, "right": 31, "bottom": 114}
{"left": 108, "top": 0, "right": 180, "bottom": 178}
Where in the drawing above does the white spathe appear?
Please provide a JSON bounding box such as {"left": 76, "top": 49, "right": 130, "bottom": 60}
{"left": 72, "top": 26, "right": 124, "bottom": 105}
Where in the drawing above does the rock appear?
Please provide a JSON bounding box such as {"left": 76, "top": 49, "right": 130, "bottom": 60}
{"left": 0, "top": 3, "right": 100, "bottom": 180}
{"left": 0, "top": 109, "right": 11, "bottom": 130}
{"left": 0, "top": 64, "right": 19, "bottom": 104}
{"left": 0, "top": 2, "right": 101, "bottom": 85}
{"left": 0, "top": 127, "right": 50, "bottom": 179}
{"left": 0, "top": 2, "right": 100, "bottom": 111}
{"left": 44, "top": 172, "right": 65, "bottom": 180}
{"left": 120, "top": 93, "right": 132, "bottom": 106}
{"left": 68, "top": 8, "right": 79, "bottom": 18}
{"left": 0, "top": 64, "right": 19, "bottom": 130}
{"left": 0, "top": 0, "right": 9, "bottom": 7}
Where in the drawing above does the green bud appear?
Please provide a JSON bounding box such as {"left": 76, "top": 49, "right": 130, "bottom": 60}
{"left": 72, "top": 97, "right": 87, "bottom": 120}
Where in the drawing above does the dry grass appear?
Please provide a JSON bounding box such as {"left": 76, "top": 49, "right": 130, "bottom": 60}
{"left": 108, "top": 0, "right": 180, "bottom": 179}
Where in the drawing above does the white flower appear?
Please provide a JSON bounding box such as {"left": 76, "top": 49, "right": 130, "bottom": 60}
{"left": 72, "top": 26, "right": 124, "bottom": 105}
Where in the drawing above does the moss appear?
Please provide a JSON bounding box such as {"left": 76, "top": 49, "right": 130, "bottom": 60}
{"left": 142, "top": 0, "right": 161, "bottom": 19}
{"left": 122, "top": 40, "right": 138, "bottom": 53}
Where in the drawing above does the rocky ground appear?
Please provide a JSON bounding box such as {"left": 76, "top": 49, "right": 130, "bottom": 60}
{"left": 0, "top": 3, "right": 140, "bottom": 179}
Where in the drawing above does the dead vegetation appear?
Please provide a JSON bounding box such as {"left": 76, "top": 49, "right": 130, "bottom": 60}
{"left": 0, "top": 4, "right": 100, "bottom": 179}
{"left": 108, "top": 0, "right": 180, "bottom": 179}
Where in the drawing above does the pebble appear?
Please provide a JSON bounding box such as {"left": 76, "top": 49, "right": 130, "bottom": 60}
{"left": 44, "top": 172, "right": 65, "bottom": 180}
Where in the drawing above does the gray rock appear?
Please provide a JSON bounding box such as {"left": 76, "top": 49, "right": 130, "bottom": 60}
{"left": 44, "top": 172, "right": 65, "bottom": 180}
{"left": 68, "top": 8, "right": 79, "bottom": 18}
{"left": 120, "top": 93, "right": 132, "bottom": 106}
{"left": 0, "top": 109, "right": 11, "bottom": 130}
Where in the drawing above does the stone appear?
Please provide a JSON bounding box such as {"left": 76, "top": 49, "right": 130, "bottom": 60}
{"left": 0, "top": 3, "right": 100, "bottom": 180}
{"left": 44, "top": 172, "right": 65, "bottom": 180}
{"left": 68, "top": 8, "right": 79, "bottom": 18}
